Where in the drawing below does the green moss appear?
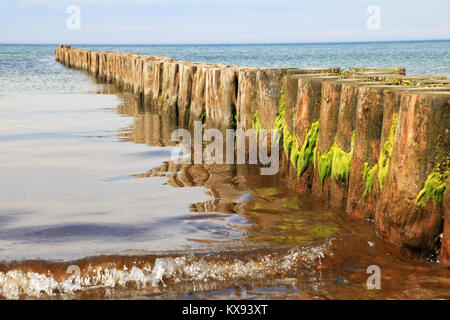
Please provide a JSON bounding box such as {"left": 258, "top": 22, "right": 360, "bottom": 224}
{"left": 363, "top": 162, "right": 378, "bottom": 196}
{"left": 313, "top": 140, "right": 318, "bottom": 169}
{"left": 296, "top": 120, "right": 320, "bottom": 177}
{"left": 400, "top": 80, "right": 413, "bottom": 86}
{"left": 317, "top": 133, "right": 354, "bottom": 188}
{"left": 271, "top": 79, "right": 319, "bottom": 178}
{"left": 273, "top": 84, "right": 286, "bottom": 143}
{"left": 273, "top": 115, "right": 284, "bottom": 143}
{"left": 338, "top": 70, "right": 351, "bottom": 77}
{"left": 252, "top": 110, "right": 262, "bottom": 133}
{"left": 272, "top": 81, "right": 295, "bottom": 158}
{"left": 388, "top": 78, "right": 414, "bottom": 86}
{"left": 415, "top": 163, "right": 449, "bottom": 207}
{"left": 318, "top": 146, "right": 334, "bottom": 187}
{"left": 283, "top": 126, "right": 293, "bottom": 158}
{"left": 378, "top": 113, "right": 398, "bottom": 191}
{"left": 290, "top": 136, "right": 300, "bottom": 170}
{"left": 279, "top": 81, "right": 286, "bottom": 113}
{"left": 273, "top": 114, "right": 283, "bottom": 132}
{"left": 331, "top": 133, "right": 355, "bottom": 184}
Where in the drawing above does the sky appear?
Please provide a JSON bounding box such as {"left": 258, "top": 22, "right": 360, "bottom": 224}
{"left": 0, "top": 0, "right": 449, "bottom": 44}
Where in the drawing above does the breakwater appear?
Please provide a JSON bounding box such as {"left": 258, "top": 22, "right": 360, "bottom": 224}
{"left": 55, "top": 45, "right": 450, "bottom": 267}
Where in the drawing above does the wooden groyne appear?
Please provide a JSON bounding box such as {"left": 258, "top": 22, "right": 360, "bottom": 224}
{"left": 55, "top": 45, "right": 450, "bottom": 266}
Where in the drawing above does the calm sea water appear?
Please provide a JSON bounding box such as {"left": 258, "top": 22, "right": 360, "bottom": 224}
{"left": 0, "top": 42, "right": 449, "bottom": 299}
{"left": 1, "top": 41, "right": 449, "bottom": 93}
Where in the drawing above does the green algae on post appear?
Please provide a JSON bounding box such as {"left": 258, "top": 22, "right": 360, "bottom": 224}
{"left": 296, "top": 120, "right": 320, "bottom": 178}
{"left": 272, "top": 78, "right": 319, "bottom": 178}
{"left": 331, "top": 132, "right": 355, "bottom": 185}
{"left": 415, "top": 165, "right": 449, "bottom": 207}
{"left": 290, "top": 135, "right": 300, "bottom": 170}
{"left": 273, "top": 113, "right": 284, "bottom": 143}
{"left": 318, "top": 145, "right": 333, "bottom": 187}
{"left": 273, "top": 82, "right": 286, "bottom": 143}
{"left": 363, "top": 162, "right": 378, "bottom": 196}
{"left": 272, "top": 80, "right": 295, "bottom": 159}
{"left": 378, "top": 77, "right": 414, "bottom": 86}
{"left": 378, "top": 113, "right": 398, "bottom": 191}
{"left": 283, "top": 126, "right": 293, "bottom": 158}
{"left": 317, "top": 133, "right": 354, "bottom": 188}
{"left": 252, "top": 110, "right": 262, "bottom": 133}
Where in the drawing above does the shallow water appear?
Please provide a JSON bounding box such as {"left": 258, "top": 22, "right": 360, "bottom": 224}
{"left": 0, "top": 44, "right": 449, "bottom": 300}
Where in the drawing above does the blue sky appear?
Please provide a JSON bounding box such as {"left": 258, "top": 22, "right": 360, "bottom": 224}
{"left": 0, "top": 0, "right": 449, "bottom": 44}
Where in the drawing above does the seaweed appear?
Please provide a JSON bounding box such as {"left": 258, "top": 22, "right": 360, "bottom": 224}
{"left": 283, "top": 126, "right": 293, "bottom": 158}
{"left": 290, "top": 135, "right": 300, "bottom": 170}
{"left": 317, "top": 132, "right": 354, "bottom": 188}
{"left": 415, "top": 161, "right": 449, "bottom": 207}
{"left": 377, "top": 113, "right": 398, "bottom": 191}
{"left": 252, "top": 110, "right": 262, "bottom": 133}
{"left": 331, "top": 133, "right": 355, "bottom": 185}
{"left": 318, "top": 146, "right": 334, "bottom": 188}
{"left": 273, "top": 84, "right": 286, "bottom": 143}
{"left": 363, "top": 162, "right": 378, "bottom": 196}
{"left": 296, "top": 121, "right": 320, "bottom": 177}
{"left": 272, "top": 79, "right": 319, "bottom": 178}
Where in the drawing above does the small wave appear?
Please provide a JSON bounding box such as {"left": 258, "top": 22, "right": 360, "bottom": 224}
{"left": 0, "top": 241, "right": 331, "bottom": 299}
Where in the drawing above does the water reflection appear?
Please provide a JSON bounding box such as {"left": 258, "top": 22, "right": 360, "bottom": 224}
{"left": 110, "top": 92, "right": 349, "bottom": 249}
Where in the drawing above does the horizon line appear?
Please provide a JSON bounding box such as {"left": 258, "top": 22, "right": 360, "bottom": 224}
{"left": 1, "top": 39, "right": 449, "bottom": 46}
